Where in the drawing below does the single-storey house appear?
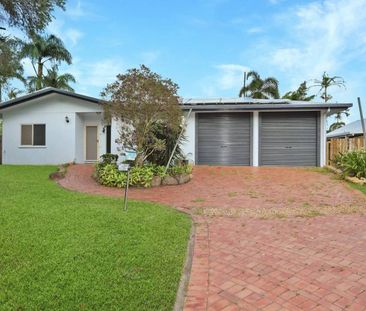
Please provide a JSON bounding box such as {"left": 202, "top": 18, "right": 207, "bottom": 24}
{"left": 0, "top": 87, "right": 351, "bottom": 166}
{"left": 327, "top": 119, "right": 366, "bottom": 139}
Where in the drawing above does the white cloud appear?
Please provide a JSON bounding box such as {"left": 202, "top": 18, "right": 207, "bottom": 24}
{"left": 247, "top": 27, "right": 264, "bottom": 34}
{"left": 65, "top": 0, "right": 87, "bottom": 18}
{"left": 200, "top": 64, "right": 250, "bottom": 97}
{"left": 265, "top": 0, "right": 366, "bottom": 95}
{"left": 47, "top": 20, "right": 83, "bottom": 47}
{"left": 215, "top": 64, "right": 250, "bottom": 90}
{"left": 140, "top": 51, "right": 160, "bottom": 65}
{"left": 68, "top": 58, "right": 127, "bottom": 95}
{"left": 65, "top": 29, "right": 83, "bottom": 46}
{"left": 269, "top": 0, "right": 282, "bottom": 4}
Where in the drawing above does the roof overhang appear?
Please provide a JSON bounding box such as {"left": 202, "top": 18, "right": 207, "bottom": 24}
{"left": 180, "top": 98, "right": 352, "bottom": 113}
{"left": 0, "top": 87, "right": 101, "bottom": 111}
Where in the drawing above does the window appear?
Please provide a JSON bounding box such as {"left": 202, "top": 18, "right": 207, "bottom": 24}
{"left": 21, "top": 124, "right": 46, "bottom": 146}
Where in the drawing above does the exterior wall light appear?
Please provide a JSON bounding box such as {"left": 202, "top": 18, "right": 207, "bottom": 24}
{"left": 65, "top": 116, "right": 70, "bottom": 123}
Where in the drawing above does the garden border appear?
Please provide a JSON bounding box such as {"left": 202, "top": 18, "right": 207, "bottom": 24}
{"left": 173, "top": 222, "right": 196, "bottom": 311}
{"left": 326, "top": 165, "right": 366, "bottom": 185}
{"left": 49, "top": 163, "right": 70, "bottom": 181}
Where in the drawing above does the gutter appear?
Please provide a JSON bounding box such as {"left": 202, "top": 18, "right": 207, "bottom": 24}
{"left": 180, "top": 103, "right": 352, "bottom": 111}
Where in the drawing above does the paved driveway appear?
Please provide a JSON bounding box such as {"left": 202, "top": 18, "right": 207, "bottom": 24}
{"left": 60, "top": 166, "right": 366, "bottom": 310}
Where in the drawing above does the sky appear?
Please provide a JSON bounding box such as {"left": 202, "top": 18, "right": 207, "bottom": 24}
{"left": 13, "top": 0, "right": 366, "bottom": 122}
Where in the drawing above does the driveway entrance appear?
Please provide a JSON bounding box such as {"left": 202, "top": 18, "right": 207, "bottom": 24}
{"left": 59, "top": 165, "right": 366, "bottom": 310}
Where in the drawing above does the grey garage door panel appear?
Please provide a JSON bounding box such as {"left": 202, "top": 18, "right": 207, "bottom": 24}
{"left": 259, "top": 112, "right": 319, "bottom": 166}
{"left": 197, "top": 113, "right": 251, "bottom": 165}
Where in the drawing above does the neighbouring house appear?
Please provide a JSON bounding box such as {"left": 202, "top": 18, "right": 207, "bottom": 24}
{"left": 326, "top": 119, "right": 366, "bottom": 164}
{"left": 0, "top": 87, "right": 351, "bottom": 166}
{"left": 327, "top": 119, "right": 366, "bottom": 139}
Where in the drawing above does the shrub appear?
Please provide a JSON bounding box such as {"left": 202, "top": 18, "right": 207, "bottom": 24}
{"left": 167, "top": 164, "right": 192, "bottom": 176}
{"left": 333, "top": 150, "right": 366, "bottom": 178}
{"left": 99, "top": 153, "right": 118, "bottom": 166}
{"left": 95, "top": 163, "right": 192, "bottom": 188}
{"left": 146, "top": 122, "right": 186, "bottom": 166}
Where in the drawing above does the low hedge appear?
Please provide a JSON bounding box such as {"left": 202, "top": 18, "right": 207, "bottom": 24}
{"left": 96, "top": 163, "right": 192, "bottom": 188}
{"left": 333, "top": 150, "right": 366, "bottom": 179}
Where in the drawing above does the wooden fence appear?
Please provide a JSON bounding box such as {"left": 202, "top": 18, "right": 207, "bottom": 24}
{"left": 327, "top": 136, "right": 365, "bottom": 165}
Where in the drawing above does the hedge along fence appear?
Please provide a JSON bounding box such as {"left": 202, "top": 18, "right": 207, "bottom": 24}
{"left": 327, "top": 136, "right": 365, "bottom": 165}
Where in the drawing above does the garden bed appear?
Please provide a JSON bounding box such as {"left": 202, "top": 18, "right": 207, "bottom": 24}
{"left": 330, "top": 150, "right": 366, "bottom": 185}
{"left": 95, "top": 155, "right": 192, "bottom": 188}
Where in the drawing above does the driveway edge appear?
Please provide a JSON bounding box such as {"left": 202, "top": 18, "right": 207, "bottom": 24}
{"left": 173, "top": 221, "right": 196, "bottom": 311}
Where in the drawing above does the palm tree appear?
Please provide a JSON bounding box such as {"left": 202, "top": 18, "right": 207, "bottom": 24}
{"left": 312, "top": 72, "right": 345, "bottom": 103}
{"left": 239, "top": 71, "right": 279, "bottom": 99}
{"left": 27, "top": 65, "right": 76, "bottom": 92}
{"left": 7, "top": 87, "right": 23, "bottom": 99}
{"left": 43, "top": 65, "right": 76, "bottom": 91}
{"left": 282, "top": 81, "right": 315, "bottom": 101}
{"left": 312, "top": 72, "right": 347, "bottom": 132}
{"left": 21, "top": 33, "right": 72, "bottom": 90}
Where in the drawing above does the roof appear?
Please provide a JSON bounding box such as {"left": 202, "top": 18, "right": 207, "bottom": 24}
{"left": 327, "top": 119, "right": 366, "bottom": 138}
{"left": 180, "top": 97, "right": 352, "bottom": 112}
{"left": 0, "top": 88, "right": 352, "bottom": 114}
{"left": 0, "top": 87, "right": 100, "bottom": 111}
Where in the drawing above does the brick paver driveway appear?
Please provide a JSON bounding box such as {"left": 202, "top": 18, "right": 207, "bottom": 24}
{"left": 60, "top": 165, "right": 366, "bottom": 311}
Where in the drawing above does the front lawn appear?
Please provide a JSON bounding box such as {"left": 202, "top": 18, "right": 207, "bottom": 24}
{"left": 349, "top": 182, "right": 366, "bottom": 196}
{"left": 0, "top": 166, "right": 191, "bottom": 310}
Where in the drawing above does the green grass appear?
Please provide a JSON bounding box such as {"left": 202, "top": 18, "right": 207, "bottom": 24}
{"left": 348, "top": 182, "right": 366, "bottom": 196}
{"left": 0, "top": 166, "right": 191, "bottom": 311}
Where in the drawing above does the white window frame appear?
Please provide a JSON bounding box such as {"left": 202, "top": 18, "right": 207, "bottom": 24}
{"left": 20, "top": 124, "right": 46, "bottom": 147}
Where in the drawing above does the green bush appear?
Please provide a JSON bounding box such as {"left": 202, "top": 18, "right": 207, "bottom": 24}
{"left": 333, "top": 150, "right": 366, "bottom": 178}
{"left": 99, "top": 153, "right": 119, "bottom": 166}
{"left": 167, "top": 164, "right": 192, "bottom": 176}
{"left": 96, "top": 163, "right": 192, "bottom": 188}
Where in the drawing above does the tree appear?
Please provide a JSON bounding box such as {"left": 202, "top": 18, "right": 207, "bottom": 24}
{"left": 146, "top": 122, "right": 186, "bottom": 166}
{"left": 0, "top": 36, "right": 25, "bottom": 102}
{"left": 328, "top": 121, "right": 345, "bottom": 132}
{"left": 0, "top": 0, "right": 65, "bottom": 33}
{"left": 21, "top": 33, "right": 72, "bottom": 90}
{"left": 312, "top": 72, "right": 345, "bottom": 103}
{"left": 328, "top": 110, "right": 350, "bottom": 132}
{"left": 312, "top": 72, "right": 347, "bottom": 132}
{"left": 101, "top": 65, "right": 183, "bottom": 166}
{"left": 282, "top": 81, "right": 315, "bottom": 101}
{"left": 28, "top": 64, "right": 75, "bottom": 92}
{"left": 7, "top": 87, "right": 22, "bottom": 99}
{"left": 239, "top": 71, "right": 279, "bottom": 99}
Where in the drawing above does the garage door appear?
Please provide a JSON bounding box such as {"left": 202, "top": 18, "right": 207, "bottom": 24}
{"left": 259, "top": 112, "right": 319, "bottom": 166}
{"left": 197, "top": 113, "right": 251, "bottom": 165}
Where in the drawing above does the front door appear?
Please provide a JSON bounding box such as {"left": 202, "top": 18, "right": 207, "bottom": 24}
{"left": 86, "top": 126, "right": 98, "bottom": 161}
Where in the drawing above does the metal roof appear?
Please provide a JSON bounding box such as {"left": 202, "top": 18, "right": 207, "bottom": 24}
{"left": 0, "top": 87, "right": 100, "bottom": 111}
{"left": 327, "top": 119, "right": 366, "bottom": 138}
{"left": 180, "top": 97, "right": 352, "bottom": 112}
{"left": 0, "top": 88, "right": 352, "bottom": 114}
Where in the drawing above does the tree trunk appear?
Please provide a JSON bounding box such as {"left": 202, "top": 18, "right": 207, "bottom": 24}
{"left": 324, "top": 87, "right": 328, "bottom": 103}
{"left": 135, "top": 153, "right": 145, "bottom": 167}
{"left": 37, "top": 58, "right": 43, "bottom": 90}
{"left": 0, "top": 83, "right": 2, "bottom": 102}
